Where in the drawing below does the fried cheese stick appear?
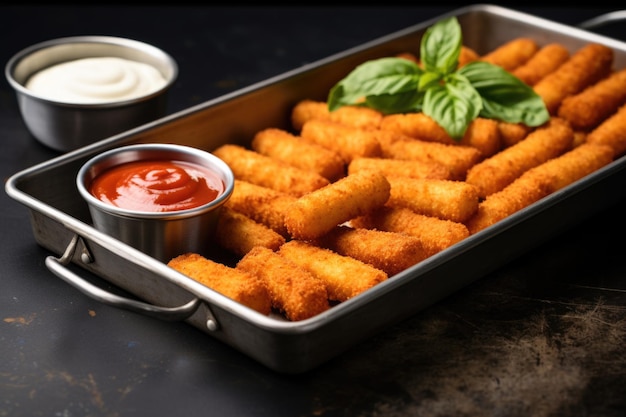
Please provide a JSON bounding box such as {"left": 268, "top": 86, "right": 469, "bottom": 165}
{"left": 480, "top": 37, "right": 539, "bottom": 72}
{"left": 314, "top": 226, "right": 429, "bottom": 277}
{"left": 533, "top": 43, "right": 614, "bottom": 115}
{"left": 300, "top": 119, "right": 382, "bottom": 163}
{"left": 351, "top": 206, "right": 470, "bottom": 257}
{"left": 214, "top": 207, "right": 286, "bottom": 257}
{"left": 251, "top": 127, "right": 345, "bottom": 181}
{"left": 512, "top": 43, "right": 570, "bottom": 86}
{"left": 291, "top": 99, "right": 384, "bottom": 132}
{"left": 278, "top": 240, "right": 388, "bottom": 302}
{"left": 497, "top": 122, "right": 533, "bottom": 148}
{"left": 168, "top": 252, "right": 272, "bottom": 315}
{"left": 464, "top": 171, "right": 555, "bottom": 234}
{"left": 212, "top": 144, "right": 329, "bottom": 197}
{"left": 465, "top": 141, "right": 613, "bottom": 234}
{"left": 347, "top": 156, "right": 452, "bottom": 180}
{"left": 236, "top": 246, "right": 330, "bottom": 321}
{"left": 557, "top": 68, "right": 626, "bottom": 131}
{"left": 586, "top": 102, "right": 626, "bottom": 158}
{"left": 283, "top": 170, "right": 391, "bottom": 240}
{"left": 386, "top": 177, "right": 480, "bottom": 223}
{"left": 378, "top": 134, "right": 482, "bottom": 180}
{"left": 465, "top": 117, "right": 574, "bottom": 197}
{"left": 380, "top": 113, "right": 501, "bottom": 157}
{"left": 224, "top": 180, "right": 296, "bottom": 237}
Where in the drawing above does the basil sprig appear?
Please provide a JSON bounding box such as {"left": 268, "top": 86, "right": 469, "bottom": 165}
{"left": 327, "top": 16, "right": 549, "bottom": 140}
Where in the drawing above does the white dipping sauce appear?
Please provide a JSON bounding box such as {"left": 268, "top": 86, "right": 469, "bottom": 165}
{"left": 25, "top": 57, "right": 167, "bottom": 103}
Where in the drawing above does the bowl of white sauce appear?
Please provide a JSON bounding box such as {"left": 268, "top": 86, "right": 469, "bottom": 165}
{"left": 5, "top": 36, "right": 178, "bottom": 152}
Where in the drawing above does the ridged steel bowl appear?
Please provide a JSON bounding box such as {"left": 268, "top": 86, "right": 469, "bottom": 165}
{"left": 5, "top": 36, "right": 178, "bottom": 152}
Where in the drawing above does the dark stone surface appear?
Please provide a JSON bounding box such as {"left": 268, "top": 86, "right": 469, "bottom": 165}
{"left": 2, "top": 4, "right": 626, "bottom": 417}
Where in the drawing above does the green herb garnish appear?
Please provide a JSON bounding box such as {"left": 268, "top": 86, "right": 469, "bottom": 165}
{"left": 327, "top": 16, "right": 550, "bottom": 140}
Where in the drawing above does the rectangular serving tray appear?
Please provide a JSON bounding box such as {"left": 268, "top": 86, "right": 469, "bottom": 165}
{"left": 7, "top": 4, "right": 626, "bottom": 374}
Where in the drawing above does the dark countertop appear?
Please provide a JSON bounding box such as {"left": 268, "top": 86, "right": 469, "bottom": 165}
{"left": 3, "top": 4, "right": 626, "bottom": 417}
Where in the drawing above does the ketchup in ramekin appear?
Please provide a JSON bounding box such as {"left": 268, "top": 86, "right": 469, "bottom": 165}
{"left": 77, "top": 143, "right": 234, "bottom": 261}
{"left": 89, "top": 159, "right": 225, "bottom": 212}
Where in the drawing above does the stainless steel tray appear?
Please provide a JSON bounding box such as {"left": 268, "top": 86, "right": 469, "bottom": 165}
{"left": 7, "top": 4, "right": 626, "bottom": 374}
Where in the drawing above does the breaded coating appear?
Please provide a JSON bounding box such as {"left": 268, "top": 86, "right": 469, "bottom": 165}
{"left": 459, "top": 46, "right": 480, "bottom": 67}
{"left": 526, "top": 141, "right": 614, "bottom": 192}
{"left": 278, "top": 240, "right": 388, "bottom": 302}
{"left": 300, "top": 119, "right": 382, "bottom": 163}
{"left": 558, "top": 68, "right": 626, "bottom": 131}
{"left": 466, "top": 117, "right": 574, "bottom": 197}
{"left": 168, "top": 252, "right": 271, "bottom": 315}
{"left": 351, "top": 206, "right": 470, "bottom": 257}
{"left": 283, "top": 170, "right": 391, "bottom": 240}
{"left": 214, "top": 207, "right": 286, "bottom": 257}
{"left": 291, "top": 99, "right": 383, "bottom": 132}
{"left": 464, "top": 171, "right": 555, "bottom": 234}
{"left": 466, "top": 141, "right": 614, "bottom": 234}
{"left": 236, "top": 246, "right": 330, "bottom": 321}
{"left": 347, "top": 156, "right": 451, "bottom": 180}
{"left": 512, "top": 43, "right": 570, "bottom": 86}
{"left": 480, "top": 38, "right": 539, "bottom": 72}
{"left": 380, "top": 113, "right": 501, "bottom": 156}
{"left": 533, "top": 43, "right": 614, "bottom": 115}
{"left": 396, "top": 52, "right": 419, "bottom": 63}
{"left": 213, "top": 144, "right": 329, "bottom": 197}
{"left": 586, "top": 103, "right": 626, "bottom": 157}
{"left": 314, "top": 226, "right": 429, "bottom": 277}
{"left": 251, "top": 127, "right": 345, "bottom": 181}
{"left": 224, "top": 180, "right": 296, "bottom": 237}
{"left": 379, "top": 135, "right": 482, "bottom": 180}
{"left": 386, "top": 177, "right": 480, "bottom": 223}
{"left": 498, "top": 122, "right": 533, "bottom": 148}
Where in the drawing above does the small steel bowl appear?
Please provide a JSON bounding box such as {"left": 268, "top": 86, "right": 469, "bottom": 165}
{"left": 77, "top": 144, "right": 234, "bottom": 262}
{"left": 5, "top": 36, "right": 178, "bottom": 152}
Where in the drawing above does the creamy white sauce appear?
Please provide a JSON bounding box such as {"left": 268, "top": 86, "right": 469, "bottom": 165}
{"left": 25, "top": 57, "right": 167, "bottom": 103}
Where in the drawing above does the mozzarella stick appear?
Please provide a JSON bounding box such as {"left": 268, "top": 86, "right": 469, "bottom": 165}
{"left": 314, "top": 226, "right": 429, "bottom": 277}
{"left": 533, "top": 43, "right": 614, "bottom": 115}
{"left": 512, "top": 43, "right": 570, "bottom": 86}
{"left": 291, "top": 99, "right": 383, "bottom": 131}
{"left": 465, "top": 117, "right": 574, "bottom": 197}
{"left": 380, "top": 113, "right": 500, "bottom": 157}
{"left": 213, "top": 144, "right": 329, "bottom": 197}
{"left": 557, "top": 68, "right": 626, "bottom": 131}
{"left": 214, "top": 207, "right": 286, "bottom": 257}
{"left": 379, "top": 135, "right": 482, "bottom": 180}
{"left": 464, "top": 170, "right": 555, "bottom": 234}
{"left": 586, "top": 103, "right": 626, "bottom": 157}
{"left": 347, "top": 157, "right": 451, "bottom": 180}
{"left": 480, "top": 37, "right": 539, "bottom": 71}
{"left": 459, "top": 45, "right": 480, "bottom": 67}
{"left": 498, "top": 121, "right": 533, "bottom": 148}
{"left": 283, "top": 170, "right": 390, "bottom": 240}
{"left": 251, "top": 127, "right": 345, "bottom": 181}
{"left": 168, "top": 252, "right": 271, "bottom": 315}
{"left": 351, "top": 206, "right": 470, "bottom": 257}
{"left": 386, "top": 177, "right": 480, "bottom": 223}
{"left": 300, "top": 119, "right": 382, "bottom": 163}
{"left": 224, "top": 180, "right": 296, "bottom": 237}
{"left": 278, "top": 240, "right": 388, "bottom": 302}
{"left": 525, "top": 141, "right": 613, "bottom": 192}
{"left": 236, "top": 246, "right": 330, "bottom": 321}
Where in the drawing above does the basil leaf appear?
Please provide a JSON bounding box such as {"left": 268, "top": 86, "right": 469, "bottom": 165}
{"left": 459, "top": 61, "right": 549, "bottom": 126}
{"left": 366, "top": 91, "right": 424, "bottom": 114}
{"left": 420, "top": 16, "right": 462, "bottom": 75}
{"left": 423, "top": 74, "right": 482, "bottom": 140}
{"left": 328, "top": 58, "right": 423, "bottom": 111}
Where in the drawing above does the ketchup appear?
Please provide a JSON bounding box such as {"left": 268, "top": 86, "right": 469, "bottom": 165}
{"left": 90, "top": 159, "right": 224, "bottom": 212}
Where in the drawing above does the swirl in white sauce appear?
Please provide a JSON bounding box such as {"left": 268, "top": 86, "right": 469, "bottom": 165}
{"left": 25, "top": 57, "right": 167, "bottom": 103}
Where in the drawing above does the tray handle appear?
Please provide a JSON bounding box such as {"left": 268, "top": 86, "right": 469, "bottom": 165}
{"left": 45, "top": 234, "right": 201, "bottom": 322}
{"left": 578, "top": 10, "right": 626, "bottom": 30}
